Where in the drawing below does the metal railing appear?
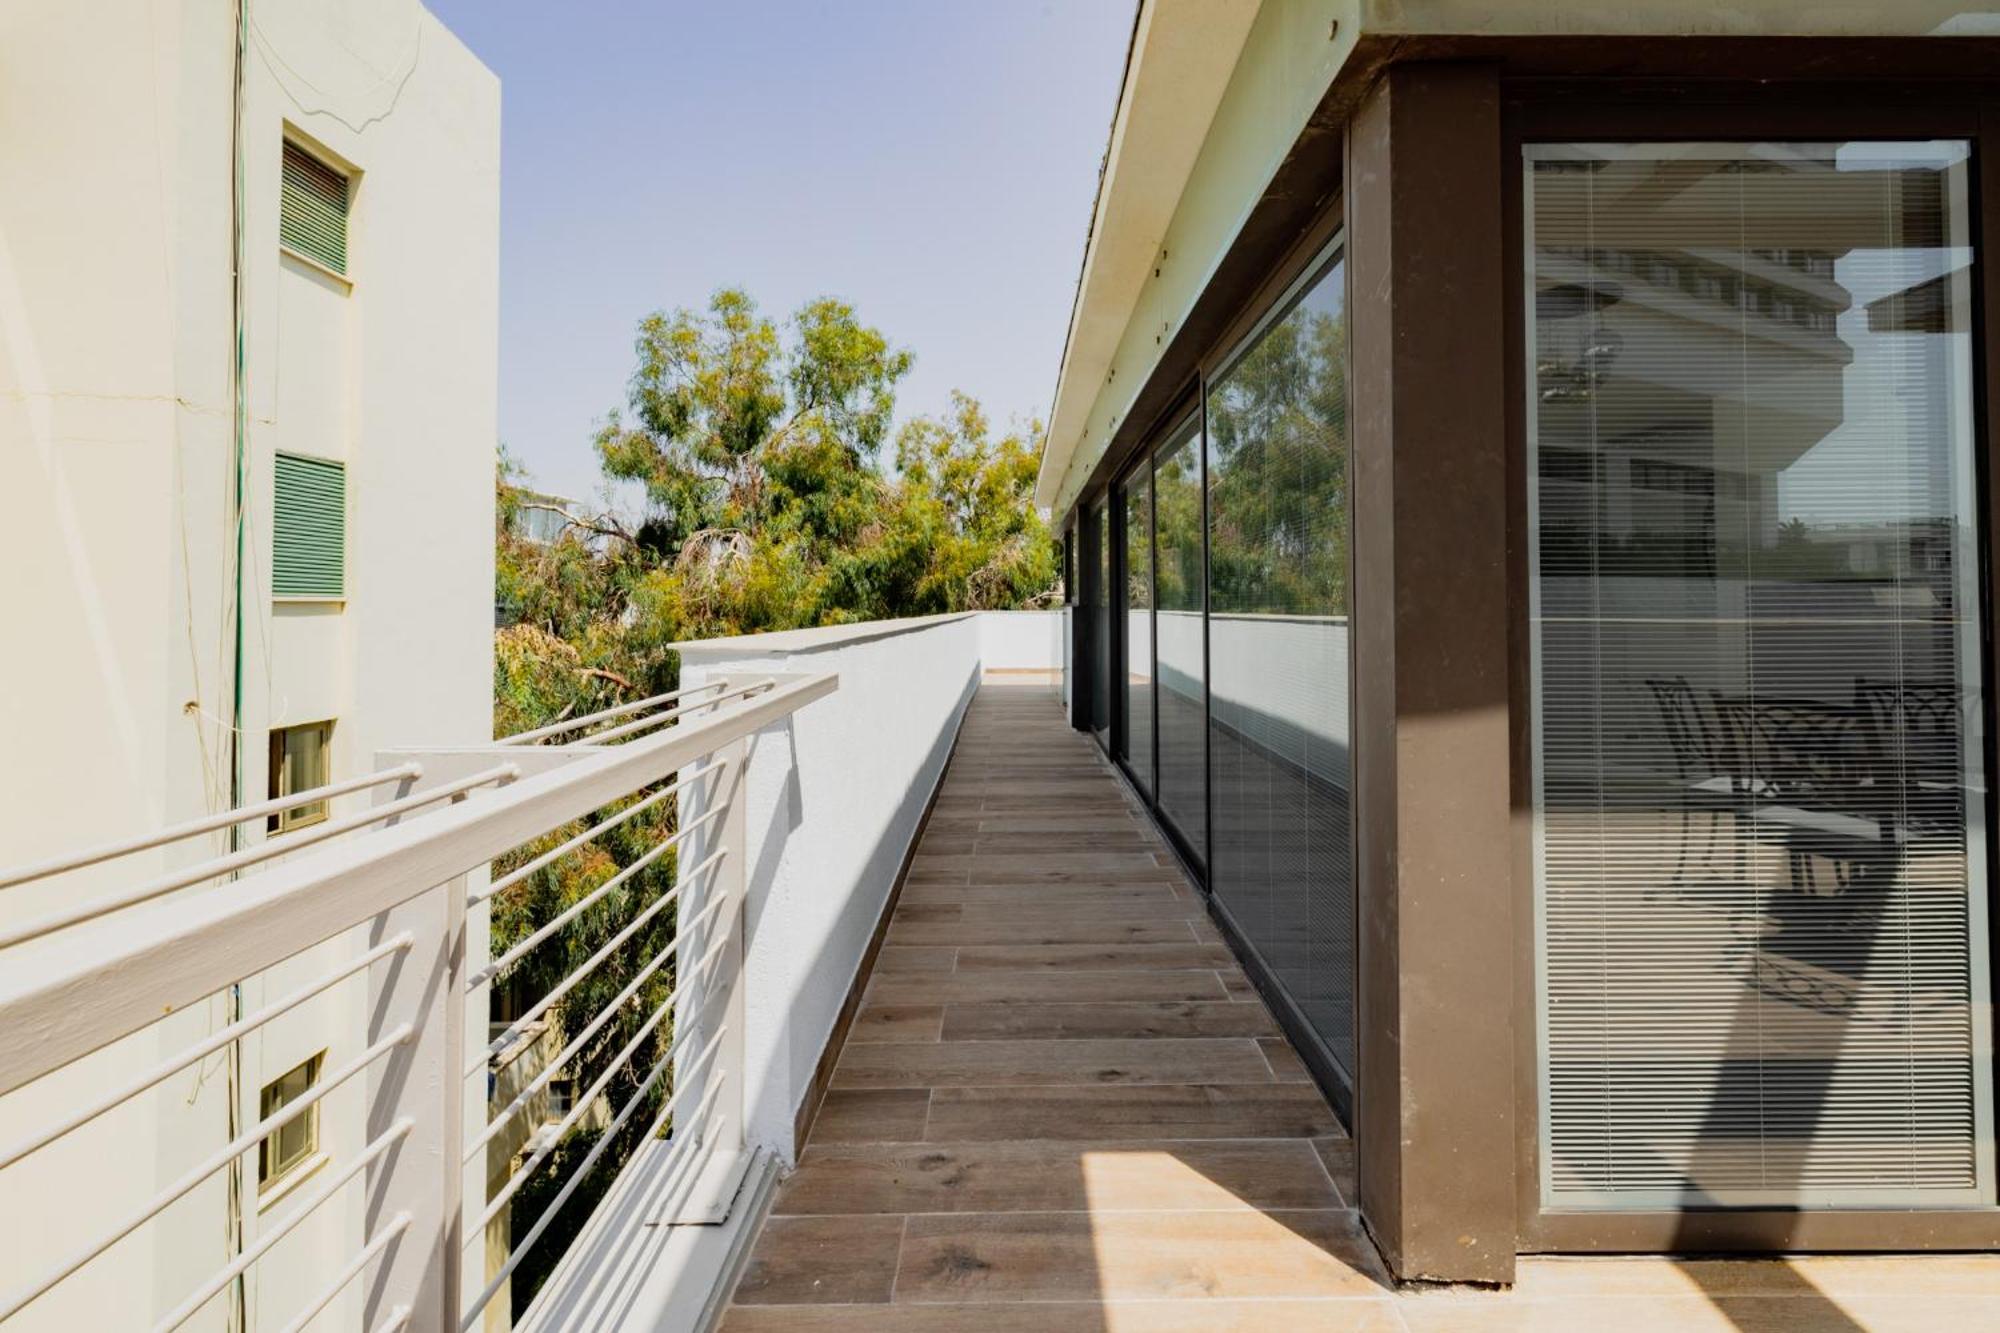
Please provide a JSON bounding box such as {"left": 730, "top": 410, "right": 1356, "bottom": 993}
{"left": 0, "top": 671, "right": 835, "bottom": 1332}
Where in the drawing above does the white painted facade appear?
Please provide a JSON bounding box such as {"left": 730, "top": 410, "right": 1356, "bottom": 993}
{"left": 0, "top": 2, "right": 497, "bottom": 1327}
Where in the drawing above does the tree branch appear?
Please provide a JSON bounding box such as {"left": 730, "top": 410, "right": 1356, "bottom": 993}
{"left": 518, "top": 502, "right": 639, "bottom": 548}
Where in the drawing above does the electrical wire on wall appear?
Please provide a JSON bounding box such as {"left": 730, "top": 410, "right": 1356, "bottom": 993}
{"left": 223, "top": 1, "right": 251, "bottom": 1329}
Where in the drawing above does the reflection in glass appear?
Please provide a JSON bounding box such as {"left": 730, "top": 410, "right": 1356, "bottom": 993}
{"left": 1207, "top": 251, "right": 1355, "bottom": 1077}
{"left": 1528, "top": 142, "right": 1990, "bottom": 1207}
{"left": 1154, "top": 421, "right": 1207, "bottom": 859}
{"left": 1091, "top": 498, "right": 1111, "bottom": 745}
{"left": 1123, "top": 468, "right": 1154, "bottom": 793}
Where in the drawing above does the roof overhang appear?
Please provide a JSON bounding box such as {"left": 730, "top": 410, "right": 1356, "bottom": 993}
{"left": 1033, "top": 1, "right": 2000, "bottom": 519}
{"left": 1033, "top": 0, "right": 1261, "bottom": 511}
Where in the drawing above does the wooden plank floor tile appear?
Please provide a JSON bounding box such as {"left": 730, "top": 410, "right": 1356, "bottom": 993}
{"left": 952, "top": 943, "right": 1236, "bottom": 971}
{"left": 723, "top": 1300, "right": 1406, "bottom": 1331}
{"left": 809, "top": 1089, "right": 930, "bottom": 1144}
{"left": 884, "top": 917, "right": 1196, "bottom": 947}
{"left": 864, "top": 969, "right": 1232, "bottom": 1007}
{"left": 730, "top": 1215, "right": 905, "bottom": 1305}
{"left": 849, "top": 1004, "right": 944, "bottom": 1044}
{"left": 894, "top": 1209, "right": 1388, "bottom": 1302}
{"left": 921, "top": 1084, "right": 1339, "bottom": 1143}
{"left": 939, "top": 999, "right": 1279, "bottom": 1041}
{"left": 831, "top": 1037, "right": 1275, "bottom": 1089}
{"left": 774, "top": 1139, "right": 1339, "bottom": 1215}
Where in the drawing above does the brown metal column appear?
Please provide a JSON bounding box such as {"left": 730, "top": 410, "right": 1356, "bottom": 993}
{"left": 1347, "top": 61, "right": 1516, "bottom": 1285}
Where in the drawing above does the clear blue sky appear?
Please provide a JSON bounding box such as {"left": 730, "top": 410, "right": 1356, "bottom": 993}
{"left": 425, "top": 1, "right": 1134, "bottom": 506}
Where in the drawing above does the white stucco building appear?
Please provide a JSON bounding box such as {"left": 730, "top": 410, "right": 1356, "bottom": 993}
{"left": 0, "top": 2, "right": 498, "bottom": 1327}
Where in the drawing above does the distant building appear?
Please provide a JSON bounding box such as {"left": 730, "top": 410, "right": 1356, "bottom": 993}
{"left": 509, "top": 490, "right": 582, "bottom": 547}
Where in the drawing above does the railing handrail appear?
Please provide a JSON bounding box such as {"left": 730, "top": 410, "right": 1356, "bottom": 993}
{"left": 0, "top": 762, "right": 427, "bottom": 891}
{"left": 0, "top": 669, "right": 838, "bottom": 1102}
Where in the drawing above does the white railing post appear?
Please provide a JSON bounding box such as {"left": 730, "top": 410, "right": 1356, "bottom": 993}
{"left": 357, "top": 876, "right": 466, "bottom": 1333}
{"left": 707, "top": 727, "right": 751, "bottom": 1163}
{"left": 657, "top": 689, "right": 754, "bottom": 1224}
{"left": 363, "top": 771, "right": 479, "bottom": 1333}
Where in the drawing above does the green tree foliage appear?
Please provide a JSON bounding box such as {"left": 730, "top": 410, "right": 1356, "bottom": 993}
{"left": 486, "top": 291, "right": 1057, "bottom": 1314}
{"left": 1205, "top": 290, "right": 1348, "bottom": 615}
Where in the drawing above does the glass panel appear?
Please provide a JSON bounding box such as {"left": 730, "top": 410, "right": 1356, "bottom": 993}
{"left": 1206, "top": 250, "right": 1355, "bottom": 1075}
{"left": 258, "top": 1054, "right": 322, "bottom": 1187}
{"left": 1154, "top": 420, "right": 1207, "bottom": 859}
{"left": 269, "top": 721, "right": 332, "bottom": 833}
{"left": 1123, "top": 468, "right": 1154, "bottom": 793}
{"left": 1528, "top": 141, "right": 1992, "bottom": 1208}
{"left": 1092, "top": 498, "right": 1111, "bottom": 746}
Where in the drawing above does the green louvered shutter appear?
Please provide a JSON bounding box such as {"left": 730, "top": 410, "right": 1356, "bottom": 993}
{"left": 280, "top": 142, "right": 349, "bottom": 275}
{"left": 273, "top": 452, "right": 346, "bottom": 599}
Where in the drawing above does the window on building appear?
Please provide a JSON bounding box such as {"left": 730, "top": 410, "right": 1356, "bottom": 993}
{"left": 268, "top": 720, "right": 334, "bottom": 833}
{"left": 280, "top": 140, "right": 350, "bottom": 276}
{"left": 258, "top": 1053, "right": 324, "bottom": 1190}
{"left": 1151, "top": 417, "right": 1206, "bottom": 863}
{"left": 1204, "top": 245, "right": 1354, "bottom": 1089}
{"left": 273, "top": 451, "right": 347, "bottom": 600}
{"left": 1526, "top": 139, "right": 1989, "bottom": 1209}
{"left": 1120, "top": 463, "right": 1154, "bottom": 795}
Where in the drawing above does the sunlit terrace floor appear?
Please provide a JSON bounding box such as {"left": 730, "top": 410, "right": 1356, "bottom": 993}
{"left": 720, "top": 678, "right": 2000, "bottom": 1332}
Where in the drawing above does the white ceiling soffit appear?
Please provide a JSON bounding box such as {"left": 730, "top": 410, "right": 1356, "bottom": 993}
{"left": 1035, "top": 0, "right": 1261, "bottom": 511}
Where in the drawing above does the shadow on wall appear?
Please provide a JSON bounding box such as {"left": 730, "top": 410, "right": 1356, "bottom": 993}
{"left": 743, "top": 662, "right": 981, "bottom": 1162}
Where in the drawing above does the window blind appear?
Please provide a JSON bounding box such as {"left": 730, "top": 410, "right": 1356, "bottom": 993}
{"left": 274, "top": 452, "right": 346, "bottom": 600}
{"left": 280, "top": 141, "right": 349, "bottom": 275}
{"left": 1526, "top": 141, "right": 1991, "bottom": 1208}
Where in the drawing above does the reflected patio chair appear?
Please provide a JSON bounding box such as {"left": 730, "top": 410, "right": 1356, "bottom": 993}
{"left": 1646, "top": 676, "right": 1750, "bottom": 899}
{"left": 1854, "top": 676, "right": 1962, "bottom": 835}
{"left": 1714, "top": 695, "right": 1906, "bottom": 974}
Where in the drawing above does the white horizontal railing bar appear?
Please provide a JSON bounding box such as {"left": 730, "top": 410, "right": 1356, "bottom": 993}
{"left": 0, "top": 764, "right": 425, "bottom": 891}
{"left": 0, "top": 932, "right": 413, "bottom": 1172}
{"left": 467, "top": 895, "right": 729, "bottom": 1160}
{"left": 468, "top": 804, "right": 722, "bottom": 989}
{"left": 464, "top": 1031, "right": 726, "bottom": 1329}
{"left": 274, "top": 1212, "right": 411, "bottom": 1333}
{"left": 471, "top": 845, "right": 725, "bottom": 1073}
{"left": 0, "top": 671, "right": 833, "bottom": 1101}
{"left": 496, "top": 679, "right": 727, "bottom": 746}
{"left": 577, "top": 678, "right": 776, "bottom": 747}
{"left": 473, "top": 974, "right": 724, "bottom": 1232}
{"left": 0, "top": 1023, "right": 413, "bottom": 1321}
{"left": 470, "top": 764, "right": 716, "bottom": 906}
{"left": 151, "top": 1118, "right": 415, "bottom": 1333}
{"left": 0, "top": 765, "right": 520, "bottom": 951}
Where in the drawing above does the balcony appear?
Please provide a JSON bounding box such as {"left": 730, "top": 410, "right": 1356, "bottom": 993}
{"left": 3, "top": 611, "right": 1996, "bottom": 1333}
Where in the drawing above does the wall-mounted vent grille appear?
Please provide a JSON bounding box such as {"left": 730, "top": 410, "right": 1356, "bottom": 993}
{"left": 280, "top": 141, "right": 349, "bottom": 275}
{"left": 273, "top": 452, "right": 346, "bottom": 600}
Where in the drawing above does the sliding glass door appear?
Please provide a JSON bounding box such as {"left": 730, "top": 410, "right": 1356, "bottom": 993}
{"left": 1527, "top": 141, "right": 1993, "bottom": 1208}
{"left": 1122, "top": 466, "right": 1154, "bottom": 794}
{"left": 1205, "top": 247, "right": 1357, "bottom": 1080}
{"left": 1153, "top": 418, "right": 1207, "bottom": 861}
{"left": 1089, "top": 497, "right": 1111, "bottom": 749}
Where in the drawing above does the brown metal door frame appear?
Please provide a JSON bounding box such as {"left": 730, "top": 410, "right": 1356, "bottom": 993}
{"left": 1501, "top": 78, "right": 2000, "bottom": 1255}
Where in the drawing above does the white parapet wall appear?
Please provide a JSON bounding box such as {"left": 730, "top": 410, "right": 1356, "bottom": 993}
{"left": 975, "top": 608, "right": 1065, "bottom": 672}
{"left": 676, "top": 612, "right": 1014, "bottom": 1164}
